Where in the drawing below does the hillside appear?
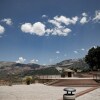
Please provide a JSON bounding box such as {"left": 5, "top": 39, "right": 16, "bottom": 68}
{"left": 0, "top": 58, "right": 90, "bottom": 80}
{"left": 0, "top": 61, "right": 42, "bottom": 79}
{"left": 56, "top": 59, "right": 90, "bottom": 71}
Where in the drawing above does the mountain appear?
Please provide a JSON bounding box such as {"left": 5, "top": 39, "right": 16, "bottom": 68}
{"left": 55, "top": 58, "right": 89, "bottom": 71}
{"left": 0, "top": 61, "right": 16, "bottom": 68}
{"left": 0, "top": 61, "right": 43, "bottom": 79}
{"left": 0, "top": 58, "right": 90, "bottom": 80}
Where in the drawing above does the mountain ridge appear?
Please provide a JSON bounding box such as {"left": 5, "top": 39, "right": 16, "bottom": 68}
{"left": 0, "top": 58, "right": 90, "bottom": 80}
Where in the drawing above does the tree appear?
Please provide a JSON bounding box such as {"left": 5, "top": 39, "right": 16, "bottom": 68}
{"left": 24, "top": 76, "right": 33, "bottom": 85}
{"left": 85, "top": 46, "right": 100, "bottom": 70}
{"left": 61, "top": 69, "right": 66, "bottom": 77}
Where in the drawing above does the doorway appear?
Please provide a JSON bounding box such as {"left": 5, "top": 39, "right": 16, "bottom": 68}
{"left": 68, "top": 72, "right": 72, "bottom": 77}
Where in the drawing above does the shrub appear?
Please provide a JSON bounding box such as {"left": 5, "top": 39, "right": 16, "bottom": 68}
{"left": 24, "top": 76, "right": 33, "bottom": 85}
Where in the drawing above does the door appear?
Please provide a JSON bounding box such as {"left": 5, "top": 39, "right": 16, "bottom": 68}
{"left": 68, "top": 72, "right": 72, "bottom": 77}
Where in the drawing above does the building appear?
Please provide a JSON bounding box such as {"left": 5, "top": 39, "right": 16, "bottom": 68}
{"left": 56, "top": 63, "right": 74, "bottom": 77}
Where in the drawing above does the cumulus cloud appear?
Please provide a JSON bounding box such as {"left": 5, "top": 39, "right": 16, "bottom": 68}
{"left": 16, "top": 57, "right": 26, "bottom": 63}
{"left": 51, "top": 28, "right": 71, "bottom": 36}
{"left": 21, "top": 20, "right": 72, "bottom": 36}
{"left": 32, "top": 22, "right": 45, "bottom": 36}
{"left": 1, "top": 18, "right": 13, "bottom": 25}
{"left": 82, "top": 13, "right": 87, "bottom": 17}
{"left": 74, "top": 51, "right": 78, "bottom": 54}
{"left": 21, "top": 15, "right": 81, "bottom": 36}
{"left": 93, "top": 46, "right": 97, "bottom": 48}
{"left": 46, "top": 26, "right": 71, "bottom": 36}
{"left": 43, "top": 64, "right": 46, "bottom": 65}
{"left": 81, "top": 48, "right": 85, "bottom": 51}
{"left": 71, "top": 16, "right": 79, "bottom": 24}
{"left": 80, "top": 17, "right": 88, "bottom": 24}
{"left": 21, "top": 22, "right": 46, "bottom": 36}
{"left": 42, "top": 15, "right": 47, "bottom": 18}
{"left": 48, "top": 19, "right": 62, "bottom": 28}
{"left": 80, "top": 12, "right": 88, "bottom": 24}
{"left": 46, "top": 29, "right": 53, "bottom": 35}
{"left": 54, "top": 15, "right": 78, "bottom": 25}
{"left": 21, "top": 23, "right": 32, "bottom": 33}
{"left": 0, "top": 25, "right": 5, "bottom": 34}
{"left": 93, "top": 10, "right": 100, "bottom": 22}
{"left": 30, "top": 59, "right": 38, "bottom": 63}
{"left": 56, "top": 51, "right": 60, "bottom": 54}
{"left": 46, "top": 15, "right": 78, "bottom": 36}
{"left": 47, "top": 16, "right": 72, "bottom": 36}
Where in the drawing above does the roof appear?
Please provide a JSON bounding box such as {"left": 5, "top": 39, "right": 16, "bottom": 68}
{"left": 60, "top": 63, "right": 73, "bottom": 67}
{"left": 64, "top": 69, "right": 74, "bottom": 72}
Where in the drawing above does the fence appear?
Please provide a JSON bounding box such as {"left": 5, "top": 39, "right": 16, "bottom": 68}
{"left": 37, "top": 75, "right": 61, "bottom": 79}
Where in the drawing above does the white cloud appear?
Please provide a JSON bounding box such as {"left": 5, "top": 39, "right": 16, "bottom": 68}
{"left": 54, "top": 15, "right": 78, "bottom": 25}
{"left": 46, "top": 28, "right": 71, "bottom": 36}
{"left": 46, "top": 29, "right": 53, "bottom": 35}
{"left": 16, "top": 57, "right": 26, "bottom": 63}
{"left": 51, "top": 28, "right": 71, "bottom": 36}
{"left": 30, "top": 59, "right": 38, "bottom": 64}
{"left": 32, "top": 22, "right": 45, "bottom": 36}
{"left": 42, "top": 15, "right": 47, "bottom": 18}
{"left": 80, "top": 16, "right": 88, "bottom": 24}
{"left": 21, "top": 22, "right": 71, "bottom": 36}
{"left": 1, "top": 18, "right": 13, "bottom": 25}
{"left": 74, "top": 51, "right": 78, "bottom": 54}
{"left": 21, "top": 22, "right": 46, "bottom": 36}
{"left": 56, "top": 51, "right": 60, "bottom": 54}
{"left": 21, "top": 15, "right": 77, "bottom": 36}
{"left": 93, "top": 10, "right": 100, "bottom": 22}
{"left": 80, "top": 12, "right": 89, "bottom": 24}
{"left": 48, "top": 17, "right": 72, "bottom": 36}
{"left": 54, "top": 16, "right": 69, "bottom": 25}
{"left": 71, "top": 16, "right": 79, "bottom": 24}
{"left": 48, "top": 19, "right": 62, "bottom": 28}
{"left": 62, "top": 28, "right": 72, "bottom": 35}
{"left": 93, "top": 46, "right": 97, "bottom": 48}
{"left": 0, "top": 25, "right": 5, "bottom": 34}
{"left": 82, "top": 13, "right": 87, "bottom": 17}
{"left": 43, "top": 64, "right": 46, "bottom": 65}
{"left": 21, "top": 23, "right": 32, "bottom": 33}
{"left": 47, "top": 15, "right": 77, "bottom": 36}
{"left": 81, "top": 48, "right": 85, "bottom": 51}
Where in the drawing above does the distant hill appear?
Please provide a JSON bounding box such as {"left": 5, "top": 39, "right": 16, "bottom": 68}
{"left": 0, "top": 58, "right": 90, "bottom": 80}
{"left": 0, "top": 61, "right": 16, "bottom": 68}
{"left": 0, "top": 61, "right": 42, "bottom": 79}
{"left": 55, "top": 58, "right": 90, "bottom": 71}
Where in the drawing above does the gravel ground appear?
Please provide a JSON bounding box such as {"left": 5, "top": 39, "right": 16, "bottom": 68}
{"left": 0, "top": 83, "right": 91, "bottom": 100}
{"left": 76, "top": 88, "right": 100, "bottom": 100}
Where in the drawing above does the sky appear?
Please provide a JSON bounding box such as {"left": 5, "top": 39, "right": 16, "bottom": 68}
{"left": 0, "top": 0, "right": 100, "bottom": 65}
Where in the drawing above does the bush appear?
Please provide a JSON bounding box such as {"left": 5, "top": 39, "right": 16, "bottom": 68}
{"left": 24, "top": 76, "right": 33, "bottom": 85}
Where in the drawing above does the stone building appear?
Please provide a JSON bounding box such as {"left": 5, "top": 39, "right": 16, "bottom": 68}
{"left": 56, "top": 63, "right": 74, "bottom": 77}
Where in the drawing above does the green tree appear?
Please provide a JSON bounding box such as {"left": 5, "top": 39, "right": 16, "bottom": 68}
{"left": 24, "top": 76, "right": 33, "bottom": 85}
{"left": 61, "top": 69, "right": 66, "bottom": 77}
{"left": 85, "top": 46, "right": 100, "bottom": 70}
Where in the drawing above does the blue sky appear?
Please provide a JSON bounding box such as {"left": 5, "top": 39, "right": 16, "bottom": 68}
{"left": 0, "top": 0, "right": 100, "bottom": 65}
